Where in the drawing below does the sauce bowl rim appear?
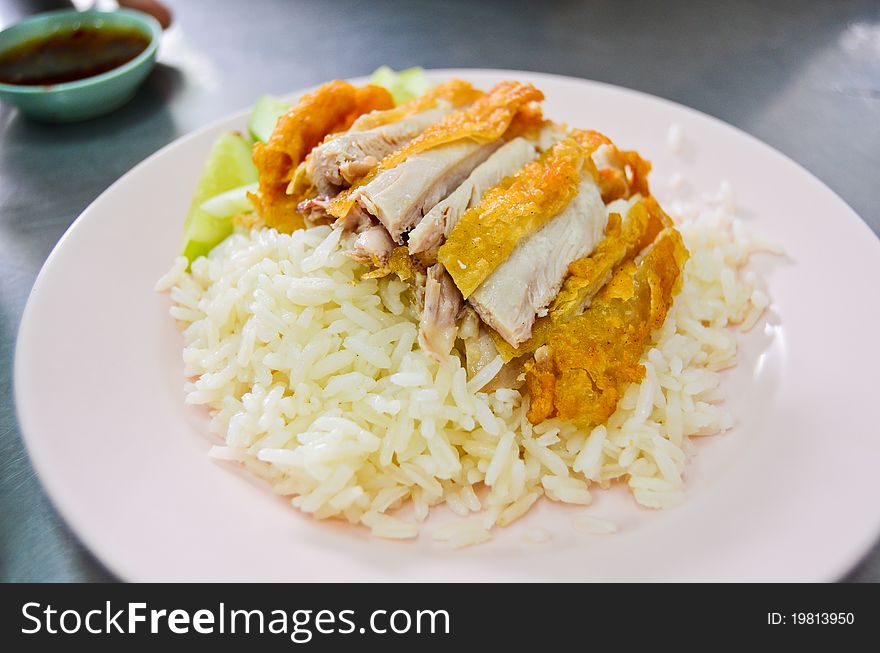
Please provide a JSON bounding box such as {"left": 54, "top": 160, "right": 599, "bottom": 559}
{"left": 0, "top": 8, "right": 162, "bottom": 95}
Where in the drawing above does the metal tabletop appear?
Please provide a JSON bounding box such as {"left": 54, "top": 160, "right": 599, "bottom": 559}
{"left": 2, "top": 0, "right": 878, "bottom": 582}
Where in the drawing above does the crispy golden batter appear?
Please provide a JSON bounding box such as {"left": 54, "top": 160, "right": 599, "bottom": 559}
{"left": 327, "top": 80, "right": 544, "bottom": 220}
{"left": 503, "top": 103, "right": 547, "bottom": 141}
{"left": 350, "top": 79, "right": 482, "bottom": 132}
{"left": 491, "top": 196, "right": 672, "bottom": 361}
{"left": 232, "top": 211, "right": 264, "bottom": 229}
{"left": 252, "top": 81, "right": 393, "bottom": 232}
{"left": 525, "top": 227, "right": 689, "bottom": 425}
{"left": 384, "top": 80, "right": 544, "bottom": 165}
{"left": 438, "top": 137, "right": 585, "bottom": 298}
{"left": 303, "top": 80, "right": 484, "bottom": 196}
{"left": 571, "top": 129, "right": 614, "bottom": 152}
{"left": 524, "top": 347, "right": 557, "bottom": 424}
{"left": 573, "top": 128, "right": 653, "bottom": 203}
{"left": 595, "top": 145, "right": 653, "bottom": 204}
{"left": 251, "top": 146, "right": 302, "bottom": 231}
{"left": 361, "top": 246, "right": 421, "bottom": 282}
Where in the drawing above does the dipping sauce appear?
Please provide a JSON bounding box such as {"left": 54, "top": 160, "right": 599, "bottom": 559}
{"left": 0, "top": 26, "right": 150, "bottom": 86}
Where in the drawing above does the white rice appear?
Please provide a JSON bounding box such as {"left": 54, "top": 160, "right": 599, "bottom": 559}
{"left": 523, "top": 527, "right": 553, "bottom": 543}
{"left": 161, "top": 181, "right": 771, "bottom": 547}
{"left": 666, "top": 123, "right": 684, "bottom": 155}
{"left": 572, "top": 514, "right": 618, "bottom": 535}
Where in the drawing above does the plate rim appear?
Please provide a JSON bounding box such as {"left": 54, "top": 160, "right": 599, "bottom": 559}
{"left": 13, "top": 68, "right": 880, "bottom": 582}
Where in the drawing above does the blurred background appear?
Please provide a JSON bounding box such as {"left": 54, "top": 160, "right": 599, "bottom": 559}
{"left": 1, "top": 0, "right": 878, "bottom": 581}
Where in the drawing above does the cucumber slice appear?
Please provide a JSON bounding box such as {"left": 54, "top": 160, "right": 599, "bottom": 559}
{"left": 180, "top": 131, "right": 258, "bottom": 263}
{"left": 248, "top": 95, "right": 291, "bottom": 143}
{"left": 200, "top": 182, "right": 259, "bottom": 217}
{"left": 369, "top": 66, "right": 429, "bottom": 105}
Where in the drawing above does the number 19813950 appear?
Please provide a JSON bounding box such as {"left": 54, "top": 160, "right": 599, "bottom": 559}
{"left": 768, "top": 612, "right": 854, "bottom": 625}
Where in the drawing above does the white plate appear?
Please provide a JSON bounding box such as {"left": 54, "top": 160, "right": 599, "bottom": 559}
{"left": 15, "top": 70, "right": 880, "bottom": 582}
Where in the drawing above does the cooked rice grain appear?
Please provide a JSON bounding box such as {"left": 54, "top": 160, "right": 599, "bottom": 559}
{"left": 165, "top": 185, "right": 769, "bottom": 545}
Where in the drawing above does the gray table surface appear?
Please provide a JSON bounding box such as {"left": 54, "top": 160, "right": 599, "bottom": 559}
{"left": 1, "top": 0, "right": 878, "bottom": 583}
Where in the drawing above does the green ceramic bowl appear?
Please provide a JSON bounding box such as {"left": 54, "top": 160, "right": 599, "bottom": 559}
{"left": 0, "top": 9, "right": 161, "bottom": 122}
